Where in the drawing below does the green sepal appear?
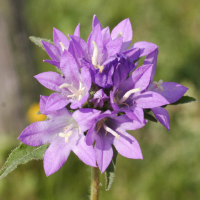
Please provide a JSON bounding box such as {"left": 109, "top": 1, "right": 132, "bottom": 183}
{"left": 0, "top": 143, "right": 49, "bottom": 179}
{"left": 170, "top": 95, "right": 196, "bottom": 105}
{"left": 29, "top": 36, "right": 53, "bottom": 50}
{"left": 144, "top": 111, "right": 158, "bottom": 122}
{"left": 105, "top": 146, "right": 118, "bottom": 191}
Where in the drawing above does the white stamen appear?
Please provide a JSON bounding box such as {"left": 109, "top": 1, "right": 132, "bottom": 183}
{"left": 91, "top": 41, "right": 105, "bottom": 73}
{"left": 117, "top": 31, "right": 123, "bottom": 38}
{"left": 59, "top": 131, "right": 73, "bottom": 143}
{"left": 118, "top": 88, "right": 141, "bottom": 104}
{"left": 59, "top": 42, "right": 67, "bottom": 51}
{"left": 59, "top": 83, "right": 78, "bottom": 93}
{"left": 91, "top": 41, "right": 98, "bottom": 66}
{"left": 103, "top": 124, "right": 120, "bottom": 139}
{"left": 59, "top": 82, "right": 85, "bottom": 100}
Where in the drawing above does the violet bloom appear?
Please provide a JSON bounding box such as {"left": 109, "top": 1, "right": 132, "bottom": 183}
{"left": 42, "top": 24, "right": 80, "bottom": 68}
{"left": 89, "top": 89, "right": 109, "bottom": 108}
{"left": 68, "top": 15, "right": 138, "bottom": 88}
{"left": 18, "top": 96, "right": 100, "bottom": 176}
{"left": 110, "top": 63, "right": 169, "bottom": 123}
{"left": 35, "top": 50, "right": 91, "bottom": 111}
{"left": 144, "top": 48, "right": 188, "bottom": 130}
{"left": 85, "top": 110, "right": 145, "bottom": 173}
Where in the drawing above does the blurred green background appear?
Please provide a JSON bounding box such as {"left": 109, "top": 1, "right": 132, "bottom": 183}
{"left": 0, "top": 0, "right": 200, "bottom": 199}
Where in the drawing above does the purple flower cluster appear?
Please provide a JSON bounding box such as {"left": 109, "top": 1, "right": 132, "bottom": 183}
{"left": 19, "top": 15, "right": 188, "bottom": 176}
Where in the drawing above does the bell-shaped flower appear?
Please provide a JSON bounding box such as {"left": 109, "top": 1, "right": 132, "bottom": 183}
{"left": 144, "top": 48, "right": 188, "bottom": 130}
{"left": 18, "top": 95, "right": 100, "bottom": 176}
{"left": 42, "top": 24, "right": 80, "bottom": 68}
{"left": 110, "top": 64, "right": 169, "bottom": 123}
{"left": 35, "top": 50, "right": 91, "bottom": 111}
{"left": 85, "top": 110, "right": 145, "bottom": 173}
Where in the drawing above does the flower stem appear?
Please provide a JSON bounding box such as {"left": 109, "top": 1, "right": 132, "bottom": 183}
{"left": 90, "top": 167, "right": 100, "bottom": 200}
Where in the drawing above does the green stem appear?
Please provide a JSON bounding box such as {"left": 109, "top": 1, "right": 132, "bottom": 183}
{"left": 90, "top": 167, "right": 100, "bottom": 200}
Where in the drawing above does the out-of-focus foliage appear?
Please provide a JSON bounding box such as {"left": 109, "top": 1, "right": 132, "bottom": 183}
{"left": 0, "top": 0, "right": 200, "bottom": 199}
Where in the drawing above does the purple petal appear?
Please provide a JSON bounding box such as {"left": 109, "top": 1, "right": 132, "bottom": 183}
{"left": 101, "top": 27, "right": 111, "bottom": 45}
{"left": 133, "top": 64, "right": 153, "bottom": 91}
{"left": 69, "top": 35, "right": 89, "bottom": 65}
{"left": 118, "top": 64, "right": 152, "bottom": 93}
{"left": 92, "top": 15, "right": 102, "bottom": 29}
{"left": 73, "top": 108, "right": 101, "bottom": 132}
{"left": 74, "top": 23, "right": 80, "bottom": 37}
{"left": 131, "top": 41, "right": 158, "bottom": 57}
{"left": 151, "top": 107, "right": 170, "bottom": 131}
{"left": 43, "top": 60, "right": 60, "bottom": 68}
{"left": 113, "top": 129, "right": 143, "bottom": 159}
{"left": 34, "top": 72, "right": 64, "bottom": 92}
{"left": 39, "top": 95, "right": 48, "bottom": 115}
{"left": 72, "top": 136, "right": 96, "bottom": 167}
{"left": 106, "top": 37, "right": 123, "bottom": 58}
{"left": 70, "top": 93, "right": 89, "bottom": 109}
{"left": 53, "top": 28, "right": 70, "bottom": 52}
{"left": 143, "top": 48, "right": 158, "bottom": 81}
{"left": 18, "top": 121, "right": 55, "bottom": 146}
{"left": 152, "top": 82, "right": 188, "bottom": 103}
{"left": 86, "top": 124, "right": 96, "bottom": 146}
{"left": 44, "top": 136, "right": 71, "bottom": 176}
{"left": 60, "top": 50, "right": 80, "bottom": 81}
{"left": 135, "top": 91, "right": 169, "bottom": 108}
{"left": 81, "top": 66, "right": 92, "bottom": 91}
{"left": 112, "top": 115, "right": 146, "bottom": 130}
{"left": 95, "top": 131, "right": 113, "bottom": 173}
{"left": 45, "top": 93, "right": 69, "bottom": 111}
{"left": 41, "top": 41, "right": 61, "bottom": 61}
{"left": 87, "top": 24, "right": 104, "bottom": 58}
{"left": 111, "top": 19, "right": 132, "bottom": 52}
{"left": 122, "top": 48, "right": 140, "bottom": 62}
{"left": 125, "top": 107, "right": 144, "bottom": 123}
{"left": 113, "top": 63, "right": 130, "bottom": 91}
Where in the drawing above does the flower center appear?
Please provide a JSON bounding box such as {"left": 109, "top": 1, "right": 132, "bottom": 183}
{"left": 59, "top": 81, "right": 85, "bottom": 100}
{"left": 91, "top": 41, "right": 105, "bottom": 73}
{"left": 116, "top": 88, "right": 141, "bottom": 105}
{"left": 96, "top": 118, "right": 120, "bottom": 139}
{"left": 59, "top": 123, "right": 74, "bottom": 143}
{"left": 152, "top": 80, "right": 163, "bottom": 92}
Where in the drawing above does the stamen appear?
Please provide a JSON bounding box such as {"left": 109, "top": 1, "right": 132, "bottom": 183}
{"left": 59, "top": 83, "right": 78, "bottom": 94}
{"left": 91, "top": 41, "right": 98, "bottom": 66}
{"left": 117, "top": 31, "right": 123, "bottom": 38}
{"left": 59, "top": 82, "right": 85, "bottom": 100}
{"left": 91, "top": 41, "right": 105, "bottom": 73}
{"left": 118, "top": 88, "right": 140, "bottom": 104}
{"left": 59, "top": 131, "right": 73, "bottom": 143}
{"left": 59, "top": 42, "right": 67, "bottom": 51}
{"left": 103, "top": 124, "right": 120, "bottom": 139}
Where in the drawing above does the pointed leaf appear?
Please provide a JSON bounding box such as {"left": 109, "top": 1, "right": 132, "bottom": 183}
{"left": 170, "top": 96, "right": 196, "bottom": 105}
{"left": 105, "top": 146, "right": 118, "bottom": 191}
{"left": 0, "top": 143, "right": 49, "bottom": 179}
{"left": 29, "top": 36, "right": 53, "bottom": 50}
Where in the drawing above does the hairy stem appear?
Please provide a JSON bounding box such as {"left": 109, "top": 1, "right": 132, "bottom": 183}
{"left": 90, "top": 167, "right": 100, "bottom": 200}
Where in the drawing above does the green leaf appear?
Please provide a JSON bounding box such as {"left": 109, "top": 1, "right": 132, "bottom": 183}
{"left": 105, "top": 146, "right": 118, "bottom": 191}
{"left": 0, "top": 143, "right": 49, "bottom": 179}
{"left": 144, "top": 111, "right": 158, "bottom": 122}
{"left": 29, "top": 36, "right": 53, "bottom": 50}
{"left": 170, "top": 96, "right": 196, "bottom": 105}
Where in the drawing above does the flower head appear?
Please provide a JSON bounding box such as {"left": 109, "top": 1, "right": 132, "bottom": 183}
{"left": 18, "top": 95, "right": 100, "bottom": 176}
